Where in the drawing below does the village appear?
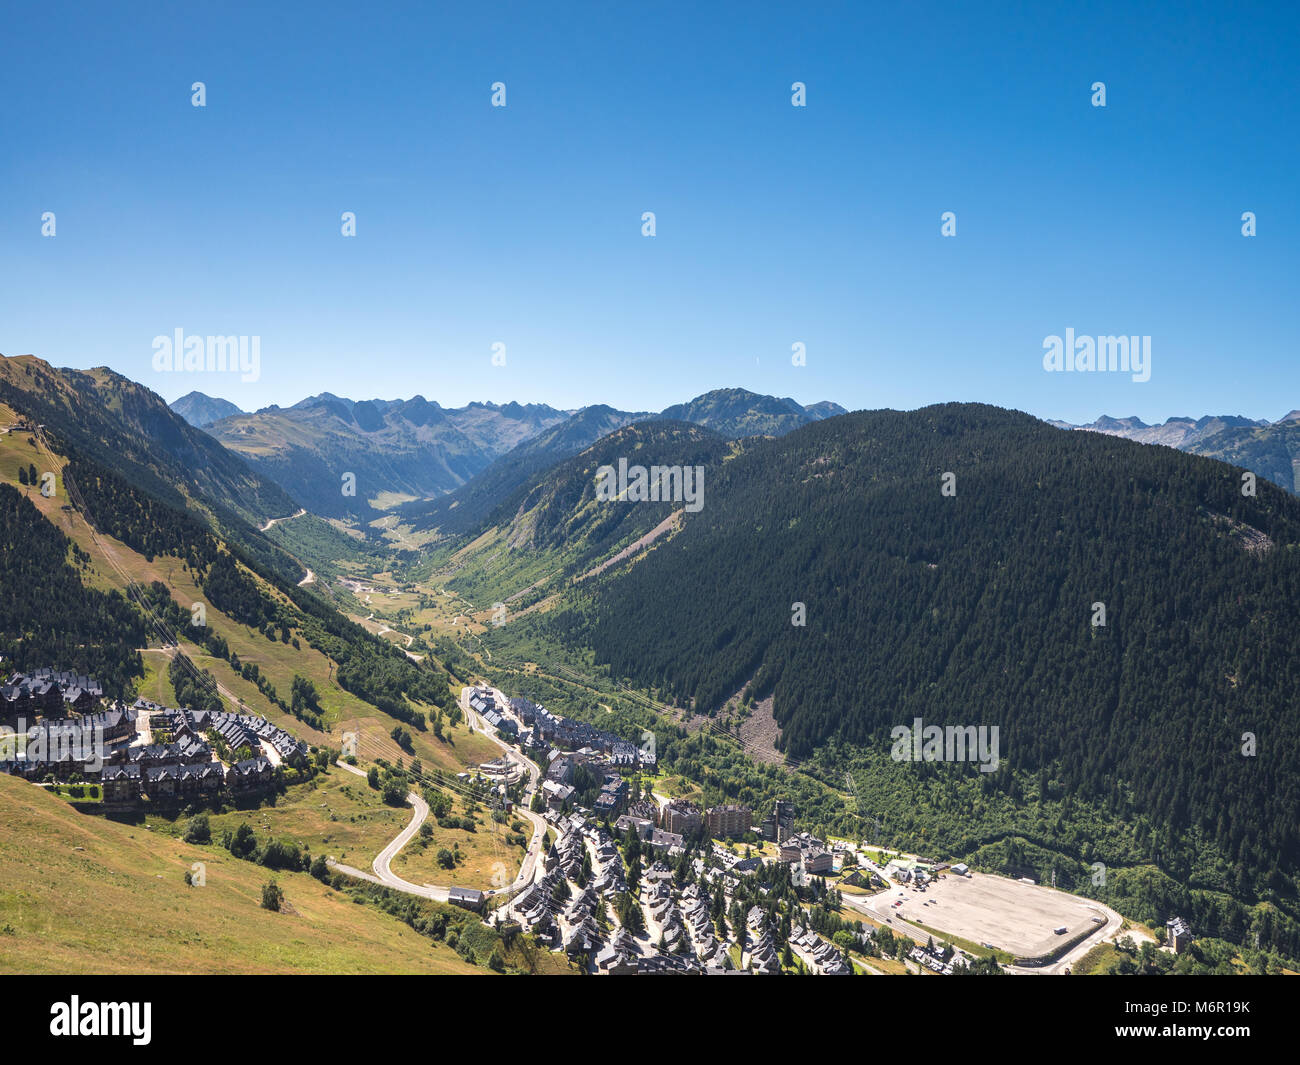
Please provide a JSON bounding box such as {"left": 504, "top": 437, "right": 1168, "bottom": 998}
{"left": 458, "top": 684, "right": 967, "bottom": 974}
{"left": 0, "top": 664, "right": 1181, "bottom": 975}
{"left": 0, "top": 666, "right": 308, "bottom": 805}
{"left": 453, "top": 684, "right": 1197, "bottom": 975}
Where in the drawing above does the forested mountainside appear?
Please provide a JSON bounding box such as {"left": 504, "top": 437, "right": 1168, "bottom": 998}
{"left": 0, "top": 483, "right": 146, "bottom": 697}
{"left": 549, "top": 404, "right": 1300, "bottom": 886}
{"left": 460, "top": 420, "right": 731, "bottom": 574}
{"left": 206, "top": 386, "right": 846, "bottom": 527}
{"left": 0, "top": 367, "right": 454, "bottom": 733}
{"left": 0, "top": 356, "right": 296, "bottom": 528}
{"left": 0, "top": 355, "right": 308, "bottom": 586}
{"left": 398, "top": 391, "right": 846, "bottom": 539}
{"left": 1181, "top": 419, "right": 1300, "bottom": 496}
{"left": 64, "top": 455, "right": 450, "bottom": 726}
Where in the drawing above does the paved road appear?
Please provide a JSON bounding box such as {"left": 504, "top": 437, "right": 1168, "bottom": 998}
{"left": 328, "top": 760, "right": 450, "bottom": 900}
{"left": 328, "top": 690, "right": 550, "bottom": 902}
{"left": 458, "top": 685, "right": 549, "bottom": 889}
{"left": 1012, "top": 901, "right": 1124, "bottom": 975}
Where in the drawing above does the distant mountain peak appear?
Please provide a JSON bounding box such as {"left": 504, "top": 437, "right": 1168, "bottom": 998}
{"left": 169, "top": 390, "right": 244, "bottom": 428}
{"left": 659, "top": 387, "right": 844, "bottom": 439}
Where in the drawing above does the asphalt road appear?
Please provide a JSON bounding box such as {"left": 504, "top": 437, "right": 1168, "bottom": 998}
{"left": 326, "top": 686, "right": 550, "bottom": 903}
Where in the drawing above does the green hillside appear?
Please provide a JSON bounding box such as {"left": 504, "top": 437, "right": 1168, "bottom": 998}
{"left": 538, "top": 404, "right": 1300, "bottom": 954}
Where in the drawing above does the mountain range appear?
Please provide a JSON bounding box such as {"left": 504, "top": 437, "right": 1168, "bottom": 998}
{"left": 176, "top": 387, "right": 847, "bottom": 520}
{"left": 1055, "top": 413, "right": 1300, "bottom": 495}
{"left": 6, "top": 350, "right": 1300, "bottom": 966}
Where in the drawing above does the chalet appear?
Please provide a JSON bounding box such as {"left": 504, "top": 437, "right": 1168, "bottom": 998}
{"left": 638, "top": 951, "right": 704, "bottom": 974}
{"left": 143, "top": 763, "right": 181, "bottom": 798}
{"left": 129, "top": 744, "right": 184, "bottom": 768}
{"left": 593, "top": 774, "right": 628, "bottom": 817}
{"left": 448, "top": 886, "right": 485, "bottom": 912}
{"left": 595, "top": 943, "right": 640, "bottom": 975}
{"left": 1166, "top": 915, "right": 1192, "bottom": 953}
{"left": 0, "top": 681, "right": 32, "bottom": 718}
{"left": 101, "top": 764, "right": 143, "bottom": 802}
{"left": 62, "top": 687, "right": 97, "bottom": 714}
{"left": 36, "top": 669, "right": 103, "bottom": 701}
{"left": 626, "top": 799, "right": 658, "bottom": 822}
{"left": 78, "top": 707, "right": 134, "bottom": 745}
{"left": 21, "top": 721, "right": 107, "bottom": 776}
{"left": 649, "top": 828, "right": 684, "bottom": 852}
{"left": 804, "top": 847, "right": 833, "bottom": 875}
{"left": 176, "top": 735, "right": 212, "bottom": 763}
{"left": 269, "top": 731, "right": 309, "bottom": 767}
{"left": 614, "top": 814, "right": 654, "bottom": 840}
{"left": 542, "top": 779, "right": 575, "bottom": 812}
{"left": 779, "top": 831, "right": 833, "bottom": 875}
{"left": 179, "top": 762, "right": 225, "bottom": 795}
{"left": 28, "top": 679, "right": 64, "bottom": 716}
{"left": 748, "top": 929, "right": 781, "bottom": 974}
{"left": 544, "top": 752, "right": 573, "bottom": 784}
{"left": 230, "top": 756, "right": 274, "bottom": 791}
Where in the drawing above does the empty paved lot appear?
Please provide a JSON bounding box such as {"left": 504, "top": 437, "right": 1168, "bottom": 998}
{"left": 884, "top": 872, "right": 1107, "bottom": 957}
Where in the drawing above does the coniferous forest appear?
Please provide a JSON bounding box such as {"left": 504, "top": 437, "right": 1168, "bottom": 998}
{"left": 555, "top": 405, "right": 1300, "bottom": 893}
{"left": 0, "top": 484, "right": 146, "bottom": 696}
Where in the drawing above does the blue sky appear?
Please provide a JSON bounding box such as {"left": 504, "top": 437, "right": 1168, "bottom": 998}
{"left": 2, "top": 1, "right": 1296, "bottom": 423}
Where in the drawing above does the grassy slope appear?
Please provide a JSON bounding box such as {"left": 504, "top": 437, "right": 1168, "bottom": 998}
{"left": 0, "top": 414, "right": 496, "bottom": 776}
{"left": 390, "top": 800, "right": 527, "bottom": 889}
{"left": 145, "top": 764, "right": 409, "bottom": 868}
{"left": 0, "top": 775, "right": 480, "bottom": 975}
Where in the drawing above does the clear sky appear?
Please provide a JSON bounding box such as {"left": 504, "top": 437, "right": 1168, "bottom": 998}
{"left": 2, "top": 1, "right": 1296, "bottom": 423}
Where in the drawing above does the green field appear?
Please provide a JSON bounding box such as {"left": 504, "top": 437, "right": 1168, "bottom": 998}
{"left": 0, "top": 773, "right": 481, "bottom": 974}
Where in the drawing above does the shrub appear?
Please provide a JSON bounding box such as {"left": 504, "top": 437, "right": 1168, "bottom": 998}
{"left": 183, "top": 814, "right": 211, "bottom": 844}
{"left": 261, "top": 880, "right": 283, "bottom": 911}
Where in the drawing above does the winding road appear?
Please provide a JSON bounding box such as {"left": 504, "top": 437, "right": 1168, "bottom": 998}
{"left": 328, "top": 761, "right": 450, "bottom": 900}
{"left": 326, "top": 686, "right": 548, "bottom": 903}
{"left": 259, "top": 508, "right": 306, "bottom": 532}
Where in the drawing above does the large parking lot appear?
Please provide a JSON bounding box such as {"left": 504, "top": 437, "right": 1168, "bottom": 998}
{"left": 879, "top": 872, "right": 1108, "bottom": 958}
